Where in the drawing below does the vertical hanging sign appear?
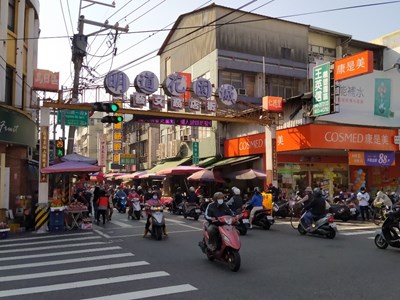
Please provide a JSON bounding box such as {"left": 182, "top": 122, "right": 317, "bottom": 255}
{"left": 313, "top": 62, "right": 331, "bottom": 116}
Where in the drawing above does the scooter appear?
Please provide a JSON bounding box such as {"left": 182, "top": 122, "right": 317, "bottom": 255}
{"left": 272, "top": 199, "right": 290, "bottom": 218}
{"left": 374, "top": 210, "right": 400, "bottom": 250}
{"left": 128, "top": 198, "right": 142, "bottom": 220}
{"left": 170, "top": 200, "right": 184, "bottom": 215}
{"left": 116, "top": 196, "right": 127, "bottom": 213}
{"left": 328, "top": 200, "right": 351, "bottom": 222}
{"left": 243, "top": 204, "right": 274, "bottom": 230}
{"left": 200, "top": 197, "right": 212, "bottom": 213}
{"left": 148, "top": 205, "right": 166, "bottom": 241}
{"left": 198, "top": 215, "right": 241, "bottom": 272}
{"left": 183, "top": 201, "right": 201, "bottom": 220}
{"left": 297, "top": 211, "right": 337, "bottom": 239}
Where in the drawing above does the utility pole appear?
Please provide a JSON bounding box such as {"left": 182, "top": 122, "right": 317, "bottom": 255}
{"left": 67, "top": 0, "right": 129, "bottom": 154}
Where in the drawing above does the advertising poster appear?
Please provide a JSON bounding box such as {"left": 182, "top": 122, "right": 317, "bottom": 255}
{"left": 374, "top": 78, "right": 392, "bottom": 118}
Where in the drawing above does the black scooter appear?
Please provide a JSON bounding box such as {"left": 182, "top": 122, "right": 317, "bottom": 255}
{"left": 328, "top": 201, "right": 351, "bottom": 222}
{"left": 243, "top": 204, "right": 274, "bottom": 230}
{"left": 182, "top": 201, "right": 201, "bottom": 220}
{"left": 374, "top": 210, "right": 400, "bottom": 250}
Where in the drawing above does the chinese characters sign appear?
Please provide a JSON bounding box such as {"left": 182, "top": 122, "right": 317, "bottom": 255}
{"left": 262, "top": 96, "right": 283, "bottom": 112}
{"left": 334, "top": 50, "right": 373, "bottom": 81}
{"left": 32, "top": 69, "right": 59, "bottom": 92}
{"left": 348, "top": 151, "right": 395, "bottom": 166}
{"left": 313, "top": 62, "right": 331, "bottom": 116}
{"left": 40, "top": 126, "right": 49, "bottom": 182}
{"left": 104, "top": 70, "right": 130, "bottom": 96}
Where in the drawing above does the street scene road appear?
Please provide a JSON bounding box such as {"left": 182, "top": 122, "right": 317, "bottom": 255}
{"left": 1, "top": 211, "right": 397, "bottom": 300}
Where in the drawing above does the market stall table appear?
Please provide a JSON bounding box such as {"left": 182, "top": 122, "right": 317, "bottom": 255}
{"left": 65, "top": 208, "right": 88, "bottom": 230}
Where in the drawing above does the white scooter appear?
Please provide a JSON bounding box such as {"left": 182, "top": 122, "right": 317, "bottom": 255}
{"left": 297, "top": 211, "right": 337, "bottom": 239}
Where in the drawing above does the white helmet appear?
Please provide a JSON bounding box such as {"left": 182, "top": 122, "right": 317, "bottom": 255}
{"left": 233, "top": 187, "right": 241, "bottom": 195}
{"left": 189, "top": 186, "right": 195, "bottom": 192}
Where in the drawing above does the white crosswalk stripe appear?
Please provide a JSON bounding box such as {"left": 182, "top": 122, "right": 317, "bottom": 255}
{"left": 0, "top": 232, "right": 197, "bottom": 299}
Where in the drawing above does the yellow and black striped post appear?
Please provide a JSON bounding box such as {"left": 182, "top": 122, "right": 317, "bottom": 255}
{"left": 35, "top": 206, "right": 49, "bottom": 231}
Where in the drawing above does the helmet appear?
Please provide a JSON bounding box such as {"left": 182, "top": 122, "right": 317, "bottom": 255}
{"left": 360, "top": 186, "right": 366, "bottom": 192}
{"left": 313, "top": 187, "right": 322, "bottom": 197}
{"left": 233, "top": 187, "right": 241, "bottom": 195}
{"left": 189, "top": 186, "right": 195, "bottom": 192}
{"left": 213, "top": 192, "right": 224, "bottom": 200}
{"left": 137, "top": 186, "right": 142, "bottom": 190}
{"left": 253, "top": 187, "right": 260, "bottom": 193}
{"left": 305, "top": 186, "right": 312, "bottom": 192}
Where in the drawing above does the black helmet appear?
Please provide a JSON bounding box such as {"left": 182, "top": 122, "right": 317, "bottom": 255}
{"left": 313, "top": 187, "right": 322, "bottom": 197}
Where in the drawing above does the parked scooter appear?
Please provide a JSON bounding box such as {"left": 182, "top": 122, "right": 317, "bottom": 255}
{"left": 198, "top": 215, "right": 241, "bottom": 272}
{"left": 147, "top": 205, "right": 166, "bottom": 241}
{"left": 243, "top": 204, "right": 274, "bottom": 230}
{"left": 297, "top": 211, "right": 337, "bottom": 239}
{"left": 346, "top": 195, "right": 360, "bottom": 220}
{"left": 374, "top": 209, "right": 400, "bottom": 250}
{"left": 328, "top": 199, "right": 351, "bottom": 222}
{"left": 116, "top": 196, "right": 127, "bottom": 213}
{"left": 272, "top": 199, "right": 290, "bottom": 218}
{"left": 128, "top": 198, "right": 142, "bottom": 220}
{"left": 183, "top": 201, "right": 201, "bottom": 220}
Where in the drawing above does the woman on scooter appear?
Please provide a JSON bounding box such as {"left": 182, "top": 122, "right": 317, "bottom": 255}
{"left": 204, "top": 192, "right": 234, "bottom": 251}
{"left": 143, "top": 191, "right": 167, "bottom": 237}
{"left": 247, "top": 187, "right": 263, "bottom": 229}
{"left": 303, "top": 188, "right": 327, "bottom": 232}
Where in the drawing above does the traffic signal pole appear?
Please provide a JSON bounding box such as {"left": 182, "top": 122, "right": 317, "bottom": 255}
{"left": 66, "top": 1, "right": 128, "bottom": 154}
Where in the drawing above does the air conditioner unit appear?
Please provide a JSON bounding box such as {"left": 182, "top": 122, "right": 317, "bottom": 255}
{"left": 180, "top": 135, "right": 190, "bottom": 142}
{"left": 237, "top": 88, "right": 246, "bottom": 96}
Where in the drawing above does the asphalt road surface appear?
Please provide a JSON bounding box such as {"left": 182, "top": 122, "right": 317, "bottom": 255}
{"left": 0, "top": 210, "right": 397, "bottom": 300}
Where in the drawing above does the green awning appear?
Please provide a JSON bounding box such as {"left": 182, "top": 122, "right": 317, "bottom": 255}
{"left": 147, "top": 157, "right": 192, "bottom": 173}
{"left": 197, "top": 156, "right": 218, "bottom": 167}
{"left": 206, "top": 155, "right": 260, "bottom": 169}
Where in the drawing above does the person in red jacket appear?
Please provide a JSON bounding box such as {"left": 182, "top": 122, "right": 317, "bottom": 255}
{"left": 96, "top": 190, "right": 109, "bottom": 225}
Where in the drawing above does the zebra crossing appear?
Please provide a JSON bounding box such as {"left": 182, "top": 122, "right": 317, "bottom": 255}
{"left": 0, "top": 231, "right": 197, "bottom": 299}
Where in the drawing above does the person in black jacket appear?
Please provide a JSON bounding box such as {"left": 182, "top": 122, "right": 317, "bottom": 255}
{"left": 303, "top": 188, "right": 326, "bottom": 232}
{"left": 204, "top": 192, "right": 233, "bottom": 251}
{"left": 226, "top": 187, "right": 243, "bottom": 214}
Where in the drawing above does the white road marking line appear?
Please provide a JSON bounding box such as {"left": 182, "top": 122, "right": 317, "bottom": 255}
{"left": 340, "top": 230, "right": 377, "bottom": 236}
{"left": 165, "top": 218, "right": 185, "bottom": 224}
{"left": 81, "top": 284, "right": 198, "bottom": 300}
{"left": 0, "top": 271, "right": 169, "bottom": 298}
{"left": 109, "top": 220, "right": 131, "bottom": 228}
{"left": 93, "top": 229, "right": 111, "bottom": 238}
{"left": 0, "top": 236, "right": 100, "bottom": 248}
{"left": 0, "top": 241, "right": 106, "bottom": 254}
{"left": 1, "top": 232, "right": 93, "bottom": 243}
{"left": 0, "top": 253, "right": 134, "bottom": 271}
{"left": 0, "top": 246, "right": 121, "bottom": 262}
{"left": 110, "top": 229, "right": 201, "bottom": 238}
{"left": 0, "top": 261, "right": 149, "bottom": 282}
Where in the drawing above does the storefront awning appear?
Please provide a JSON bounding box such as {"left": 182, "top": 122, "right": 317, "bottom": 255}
{"left": 147, "top": 157, "right": 192, "bottom": 174}
{"left": 197, "top": 156, "right": 218, "bottom": 167}
{"left": 206, "top": 155, "right": 260, "bottom": 169}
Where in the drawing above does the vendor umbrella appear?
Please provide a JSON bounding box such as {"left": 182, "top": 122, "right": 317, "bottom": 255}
{"left": 187, "top": 169, "right": 224, "bottom": 183}
{"left": 229, "top": 168, "right": 267, "bottom": 180}
{"left": 156, "top": 165, "right": 204, "bottom": 176}
{"left": 41, "top": 161, "right": 101, "bottom": 174}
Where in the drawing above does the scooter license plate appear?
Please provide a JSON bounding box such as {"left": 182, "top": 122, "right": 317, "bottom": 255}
{"left": 350, "top": 208, "right": 356, "bottom": 212}
{"left": 242, "top": 219, "right": 249, "bottom": 224}
{"left": 195, "top": 209, "right": 201, "bottom": 213}
{"left": 329, "top": 223, "right": 337, "bottom": 229}
{"left": 267, "top": 216, "right": 274, "bottom": 221}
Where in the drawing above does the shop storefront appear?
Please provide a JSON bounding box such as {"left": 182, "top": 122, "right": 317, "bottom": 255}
{"left": 276, "top": 123, "right": 400, "bottom": 198}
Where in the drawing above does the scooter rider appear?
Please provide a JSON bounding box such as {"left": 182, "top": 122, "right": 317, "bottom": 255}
{"left": 303, "top": 188, "right": 327, "bottom": 232}
{"left": 204, "top": 192, "right": 234, "bottom": 251}
{"left": 373, "top": 191, "right": 393, "bottom": 211}
{"left": 247, "top": 187, "right": 263, "bottom": 229}
{"left": 143, "top": 191, "right": 167, "bottom": 237}
{"left": 226, "top": 187, "right": 243, "bottom": 214}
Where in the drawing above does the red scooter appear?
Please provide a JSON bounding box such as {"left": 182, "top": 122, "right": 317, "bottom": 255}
{"left": 198, "top": 215, "right": 241, "bottom": 272}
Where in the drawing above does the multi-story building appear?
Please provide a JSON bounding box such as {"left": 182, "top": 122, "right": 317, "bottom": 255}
{"left": 0, "top": 0, "right": 40, "bottom": 211}
{"left": 156, "top": 4, "right": 399, "bottom": 197}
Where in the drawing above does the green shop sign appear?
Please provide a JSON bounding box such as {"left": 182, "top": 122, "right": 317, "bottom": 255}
{"left": 0, "top": 106, "right": 37, "bottom": 148}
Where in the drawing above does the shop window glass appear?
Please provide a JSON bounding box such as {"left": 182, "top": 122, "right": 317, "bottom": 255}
{"left": 221, "top": 71, "right": 242, "bottom": 89}
{"left": 8, "top": 0, "right": 16, "bottom": 32}
{"left": 5, "top": 66, "right": 14, "bottom": 105}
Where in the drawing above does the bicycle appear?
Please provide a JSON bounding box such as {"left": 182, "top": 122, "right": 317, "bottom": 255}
{"left": 289, "top": 202, "right": 303, "bottom": 229}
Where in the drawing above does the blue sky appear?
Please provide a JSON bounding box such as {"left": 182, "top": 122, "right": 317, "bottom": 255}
{"left": 38, "top": 0, "right": 400, "bottom": 95}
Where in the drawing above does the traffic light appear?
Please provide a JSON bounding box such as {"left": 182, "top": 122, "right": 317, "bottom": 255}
{"left": 55, "top": 138, "right": 65, "bottom": 157}
{"left": 92, "top": 102, "right": 119, "bottom": 112}
{"left": 101, "top": 115, "right": 124, "bottom": 124}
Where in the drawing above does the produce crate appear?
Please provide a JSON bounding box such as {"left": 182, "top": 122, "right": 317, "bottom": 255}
{"left": 49, "top": 211, "right": 64, "bottom": 226}
{"left": 49, "top": 224, "right": 64, "bottom": 232}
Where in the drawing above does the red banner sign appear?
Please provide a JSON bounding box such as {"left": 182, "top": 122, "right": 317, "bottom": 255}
{"left": 32, "top": 69, "right": 59, "bottom": 92}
